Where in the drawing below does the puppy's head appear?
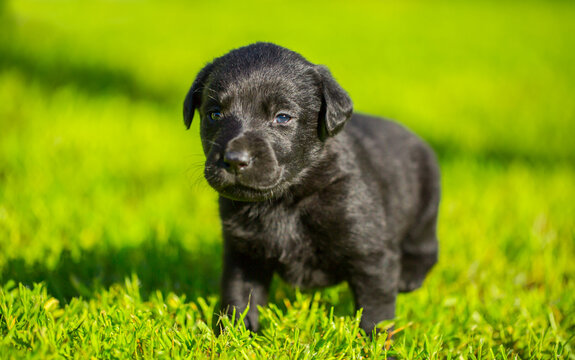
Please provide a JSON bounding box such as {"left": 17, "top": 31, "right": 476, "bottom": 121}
{"left": 184, "top": 43, "right": 352, "bottom": 201}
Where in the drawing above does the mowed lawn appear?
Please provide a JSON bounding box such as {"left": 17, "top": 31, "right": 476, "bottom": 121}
{"left": 1, "top": 0, "right": 574, "bottom": 358}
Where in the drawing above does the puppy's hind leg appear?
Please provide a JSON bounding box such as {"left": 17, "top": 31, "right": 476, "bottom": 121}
{"left": 399, "top": 216, "right": 438, "bottom": 293}
{"left": 348, "top": 254, "right": 401, "bottom": 336}
{"left": 399, "top": 145, "right": 440, "bottom": 293}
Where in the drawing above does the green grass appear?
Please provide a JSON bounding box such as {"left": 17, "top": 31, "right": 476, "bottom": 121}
{"left": 1, "top": 0, "right": 574, "bottom": 358}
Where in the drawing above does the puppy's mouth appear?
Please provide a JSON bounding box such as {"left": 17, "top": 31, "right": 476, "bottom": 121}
{"left": 204, "top": 163, "right": 285, "bottom": 202}
{"left": 219, "top": 182, "right": 283, "bottom": 201}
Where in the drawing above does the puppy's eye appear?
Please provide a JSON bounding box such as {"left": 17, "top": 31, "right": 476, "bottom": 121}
{"left": 209, "top": 111, "right": 223, "bottom": 122}
{"left": 274, "top": 113, "right": 292, "bottom": 124}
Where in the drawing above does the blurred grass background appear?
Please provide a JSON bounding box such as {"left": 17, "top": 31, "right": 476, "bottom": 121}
{"left": 1, "top": 0, "right": 574, "bottom": 357}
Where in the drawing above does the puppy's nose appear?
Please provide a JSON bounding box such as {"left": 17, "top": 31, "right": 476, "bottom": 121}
{"left": 223, "top": 150, "right": 251, "bottom": 172}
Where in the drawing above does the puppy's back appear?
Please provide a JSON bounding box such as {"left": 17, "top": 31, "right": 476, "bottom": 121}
{"left": 343, "top": 114, "right": 440, "bottom": 232}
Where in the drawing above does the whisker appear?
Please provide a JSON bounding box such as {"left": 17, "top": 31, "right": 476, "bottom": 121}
{"left": 206, "top": 94, "right": 219, "bottom": 102}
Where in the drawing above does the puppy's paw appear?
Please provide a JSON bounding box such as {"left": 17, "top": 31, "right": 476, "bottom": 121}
{"left": 398, "top": 252, "right": 436, "bottom": 292}
{"left": 398, "top": 277, "right": 425, "bottom": 293}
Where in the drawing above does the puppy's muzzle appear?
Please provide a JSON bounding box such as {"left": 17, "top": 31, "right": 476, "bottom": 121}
{"left": 204, "top": 131, "right": 283, "bottom": 200}
{"left": 222, "top": 133, "right": 280, "bottom": 185}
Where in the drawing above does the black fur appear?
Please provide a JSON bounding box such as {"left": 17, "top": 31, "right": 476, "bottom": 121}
{"left": 183, "top": 43, "right": 440, "bottom": 335}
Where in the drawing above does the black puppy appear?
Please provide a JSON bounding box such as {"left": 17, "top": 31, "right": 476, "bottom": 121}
{"left": 183, "top": 43, "right": 440, "bottom": 335}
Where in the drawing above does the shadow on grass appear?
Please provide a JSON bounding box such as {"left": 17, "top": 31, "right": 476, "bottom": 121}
{"left": 0, "top": 47, "right": 174, "bottom": 105}
{"left": 0, "top": 238, "right": 357, "bottom": 318}
{"left": 0, "top": 26, "right": 174, "bottom": 105}
{"left": 431, "top": 142, "right": 575, "bottom": 169}
{"left": 0, "top": 238, "right": 222, "bottom": 303}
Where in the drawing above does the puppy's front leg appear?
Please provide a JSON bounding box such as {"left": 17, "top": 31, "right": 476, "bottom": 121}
{"left": 348, "top": 254, "right": 401, "bottom": 335}
{"left": 220, "top": 242, "right": 273, "bottom": 333}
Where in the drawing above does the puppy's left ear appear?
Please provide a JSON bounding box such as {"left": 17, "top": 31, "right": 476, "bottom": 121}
{"left": 183, "top": 62, "right": 215, "bottom": 129}
{"left": 316, "top": 65, "right": 353, "bottom": 140}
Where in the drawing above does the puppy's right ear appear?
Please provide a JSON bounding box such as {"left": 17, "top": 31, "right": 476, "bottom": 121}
{"left": 183, "top": 62, "right": 215, "bottom": 129}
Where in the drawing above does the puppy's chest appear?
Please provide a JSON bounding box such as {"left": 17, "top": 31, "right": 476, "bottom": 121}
{"left": 223, "top": 203, "right": 345, "bottom": 287}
